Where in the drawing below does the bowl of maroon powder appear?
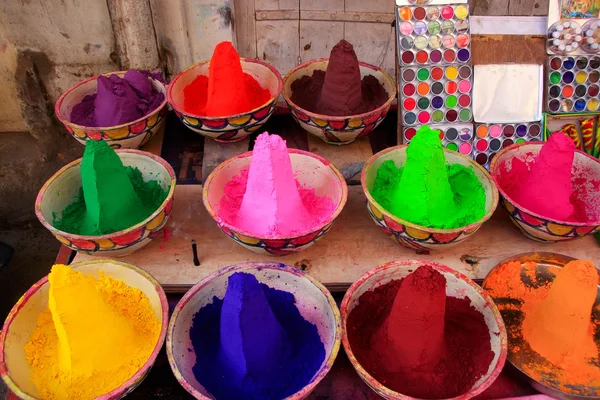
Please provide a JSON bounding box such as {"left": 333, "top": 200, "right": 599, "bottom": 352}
{"left": 168, "top": 41, "right": 282, "bottom": 142}
{"left": 55, "top": 70, "right": 168, "bottom": 149}
{"left": 342, "top": 260, "right": 507, "bottom": 399}
{"left": 283, "top": 40, "right": 396, "bottom": 145}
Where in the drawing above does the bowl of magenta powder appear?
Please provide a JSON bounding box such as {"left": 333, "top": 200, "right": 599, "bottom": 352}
{"left": 282, "top": 39, "right": 396, "bottom": 145}
{"left": 35, "top": 140, "right": 175, "bottom": 256}
{"left": 361, "top": 125, "right": 499, "bottom": 251}
{"left": 203, "top": 132, "right": 347, "bottom": 255}
{"left": 166, "top": 261, "right": 341, "bottom": 400}
{"left": 342, "top": 260, "right": 508, "bottom": 400}
{"left": 55, "top": 69, "right": 168, "bottom": 149}
{"left": 490, "top": 132, "right": 600, "bottom": 243}
{"left": 168, "top": 41, "right": 282, "bottom": 142}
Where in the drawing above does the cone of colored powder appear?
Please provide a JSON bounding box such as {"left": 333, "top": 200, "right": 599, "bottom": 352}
{"left": 511, "top": 132, "right": 575, "bottom": 220}
{"left": 390, "top": 125, "right": 458, "bottom": 226}
{"left": 317, "top": 39, "right": 363, "bottom": 116}
{"left": 237, "top": 132, "right": 316, "bottom": 236}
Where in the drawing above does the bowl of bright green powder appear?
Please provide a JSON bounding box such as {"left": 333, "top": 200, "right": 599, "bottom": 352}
{"left": 35, "top": 140, "right": 175, "bottom": 256}
{"left": 360, "top": 125, "right": 498, "bottom": 251}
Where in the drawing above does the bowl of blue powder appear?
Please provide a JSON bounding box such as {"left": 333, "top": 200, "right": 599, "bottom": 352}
{"left": 166, "top": 262, "right": 341, "bottom": 399}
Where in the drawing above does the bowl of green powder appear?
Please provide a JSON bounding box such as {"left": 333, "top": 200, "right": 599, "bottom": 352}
{"left": 35, "top": 141, "right": 175, "bottom": 256}
{"left": 361, "top": 125, "right": 499, "bottom": 251}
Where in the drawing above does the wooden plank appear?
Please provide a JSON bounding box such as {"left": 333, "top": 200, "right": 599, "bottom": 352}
{"left": 470, "top": 0, "right": 510, "bottom": 15}
{"left": 72, "top": 185, "right": 600, "bottom": 292}
{"left": 201, "top": 138, "right": 250, "bottom": 182}
{"left": 307, "top": 135, "right": 373, "bottom": 181}
{"left": 256, "top": 10, "right": 300, "bottom": 19}
{"left": 344, "top": 21, "right": 396, "bottom": 79}
{"left": 301, "top": 0, "right": 344, "bottom": 10}
{"left": 344, "top": 0, "right": 394, "bottom": 13}
{"left": 232, "top": 0, "right": 257, "bottom": 58}
{"left": 508, "top": 0, "right": 549, "bottom": 16}
{"left": 256, "top": 20, "right": 300, "bottom": 73}
{"left": 299, "top": 10, "right": 395, "bottom": 23}
{"left": 255, "top": 0, "right": 299, "bottom": 10}
{"left": 470, "top": 35, "right": 546, "bottom": 65}
{"left": 300, "top": 20, "right": 344, "bottom": 62}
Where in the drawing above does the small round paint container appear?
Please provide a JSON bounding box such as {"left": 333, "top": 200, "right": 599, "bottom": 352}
{"left": 548, "top": 99, "right": 561, "bottom": 112}
{"left": 430, "top": 50, "right": 443, "bottom": 63}
{"left": 441, "top": 20, "right": 455, "bottom": 34}
{"left": 431, "top": 82, "right": 444, "bottom": 94}
{"left": 454, "top": 5, "right": 468, "bottom": 19}
{"left": 562, "top": 99, "right": 574, "bottom": 112}
{"left": 446, "top": 109, "right": 458, "bottom": 122}
{"left": 477, "top": 125, "right": 488, "bottom": 138}
{"left": 576, "top": 56, "right": 589, "bottom": 69}
{"left": 562, "top": 70, "right": 575, "bottom": 83}
{"left": 459, "top": 141, "right": 473, "bottom": 155}
{"left": 431, "top": 67, "right": 444, "bottom": 80}
{"left": 457, "top": 49, "right": 471, "bottom": 62}
{"left": 459, "top": 109, "right": 471, "bottom": 122}
{"left": 445, "top": 66, "right": 458, "bottom": 80}
{"left": 458, "top": 79, "right": 471, "bottom": 93}
{"left": 458, "top": 94, "right": 471, "bottom": 107}
{"left": 432, "top": 110, "right": 444, "bottom": 122}
{"left": 414, "top": 21, "right": 427, "bottom": 35}
{"left": 549, "top": 85, "right": 561, "bottom": 98}
{"left": 446, "top": 142, "right": 459, "bottom": 151}
{"left": 475, "top": 152, "right": 488, "bottom": 166}
{"left": 575, "top": 98, "right": 586, "bottom": 111}
{"left": 404, "top": 112, "right": 417, "bottom": 125}
{"left": 400, "top": 22, "right": 413, "bottom": 36}
{"left": 550, "top": 57, "right": 563, "bottom": 70}
{"left": 427, "top": 7, "right": 440, "bottom": 20}
{"left": 417, "top": 82, "right": 430, "bottom": 95}
{"left": 401, "top": 51, "right": 415, "bottom": 64}
{"left": 416, "top": 50, "right": 429, "bottom": 64}
{"left": 402, "top": 69, "right": 416, "bottom": 82}
{"left": 445, "top": 81, "right": 458, "bottom": 94}
{"left": 445, "top": 127, "right": 459, "bottom": 141}
{"left": 403, "top": 83, "right": 416, "bottom": 96}
{"left": 456, "top": 33, "right": 469, "bottom": 48}
{"left": 403, "top": 98, "right": 416, "bottom": 111}
{"left": 429, "top": 35, "right": 442, "bottom": 50}
{"left": 528, "top": 124, "right": 541, "bottom": 138}
{"left": 413, "top": 7, "right": 426, "bottom": 20}
{"left": 588, "top": 98, "right": 600, "bottom": 111}
{"left": 563, "top": 56, "right": 576, "bottom": 70}
{"left": 414, "top": 35, "right": 428, "bottom": 50}
{"left": 562, "top": 85, "right": 574, "bottom": 98}
{"left": 489, "top": 138, "right": 502, "bottom": 152}
{"left": 442, "top": 34, "right": 455, "bottom": 48}
{"left": 459, "top": 65, "right": 472, "bottom": 79}
{"left": 399, "top": 7, "right": 412, "bottom": 21}
{"left": 456, "top": 19, "right": 469, "bottom": 33}
{"left": 490, "top": 125, "right": 503, "bottom": 138}
{"left": 444, "top": 49, "right": 456, "bottom": 62}
{"left": 516, "top": 124, "right": 528, "bottom": 138}
{"left": 575, "top": 84, "right": 587, "bottom": 97}
{"left": 475, "top": 139, "right": 488, "bottom": 152}
{"left": 503, "top": 125, "right": 515, "bottom": 137}
{"left": 441, "top": 5, "right": 454, "bottom": 19}
{"left": 404, "top": 127, "right": 417, "bottom": 141}
{"left": 418, "top": 111, "right": 430, "bottom": 123}
{"left": 428, "top": 20, "right": 441, "bottom": 35}
{"left": 590, "top": 71, "right": 600, "bottom": 83}
{"left": 591, "top": 56, "right": 600, "bottom": 69}
{"left": 417, "top": 97, "right": 430, "bottom": 110}
{"left": 589, "top": 84, "right": 600, "bottom": 96}
{"left": 431, "top": 96, "right": 444, "bottom": 109}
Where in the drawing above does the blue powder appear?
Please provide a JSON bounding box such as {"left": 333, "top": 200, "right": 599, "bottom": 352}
{"left": 190, "top": 272, "right": 326, "bottom": 399}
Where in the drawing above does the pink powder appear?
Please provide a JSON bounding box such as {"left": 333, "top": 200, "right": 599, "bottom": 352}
{"left": 218, "top": 132, "right": 335, "bottom": 237}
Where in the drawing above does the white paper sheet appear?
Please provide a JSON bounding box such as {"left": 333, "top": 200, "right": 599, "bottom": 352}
{"left": 472, "top": 64, "right": 543, "bottom": 123}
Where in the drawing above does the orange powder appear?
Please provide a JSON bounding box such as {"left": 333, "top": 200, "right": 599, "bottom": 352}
{"left": 484, "top": 260, "right": 600, "bottom": 394}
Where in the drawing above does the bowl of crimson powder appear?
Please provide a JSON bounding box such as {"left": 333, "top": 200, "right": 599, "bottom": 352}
{"left": 342, "top": 260, "right": 507, "bottom": 399}
{"left": 168, "top": 41, "right": 282, "bottom": 142}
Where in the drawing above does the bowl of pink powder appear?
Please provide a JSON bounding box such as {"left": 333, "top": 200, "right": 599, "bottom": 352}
{"left": 168, "top": 41, "right": 282, "bottom": 142}
{"left": 490, "top": 133, "right": 600, "bottom": 242}
{"left": 282, "top": 40, "right": 396, "bottom": 145}
{"left": 203, "top": 132, "right": 347, "bottom": 255}
{"left": 341, "top": 260, "right": 507, "bottom": 400}
{"left": 55, "top": 70, "right": 168, "bottom": 149}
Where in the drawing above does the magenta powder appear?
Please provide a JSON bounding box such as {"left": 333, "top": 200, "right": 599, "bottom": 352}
{"left": 218, "top": 132, "right": 335, "bottom": 237}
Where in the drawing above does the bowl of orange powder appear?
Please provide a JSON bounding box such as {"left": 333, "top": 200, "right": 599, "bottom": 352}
{"left": 168, "top": 41, "right": 282, "bottom": 142}
{"left": 483, "top": 252, "right": 600, "bottom": 398}
{"left": 0, "top": 260, "right": 168, "bottom": 399}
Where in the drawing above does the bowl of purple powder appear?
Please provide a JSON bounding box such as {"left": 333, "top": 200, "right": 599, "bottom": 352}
{"left": 55, "top": 70, "right": 168, "bottom": 149}
{"left": 282, "top": 40, "right": 396, "bottom": 145}
{"left": 166, "top": 262, "right": 341, "bottom": 400}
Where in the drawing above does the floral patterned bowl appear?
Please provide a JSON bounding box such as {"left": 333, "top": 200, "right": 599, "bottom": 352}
{"left": 0, "top": 259, "right": 168, "bottom": 400}
{"left": 341, "top": 260, "right": 507, "bottom": 400}
{"left": 490, "top": 142, "right": 600, "bottom": 243}
{"left": 35, "top": 149, "right": 176, "bottom": 256}
{"left": 202, "top": 150, "right": 348, "bottom": 255}
{"left": 282, "top": 59, "right": 396, "bottom": 145}
{"left": 55, "top": 71, "right": 168, "bottom": 149}
{"left": 168, "top": 58, "right": 282, "bottom": 142}
{"left": 167, "top": 262, "right": 341, "bottom": 399}
{"left": 361, "top": 145, "right": 499, "bottom": 252}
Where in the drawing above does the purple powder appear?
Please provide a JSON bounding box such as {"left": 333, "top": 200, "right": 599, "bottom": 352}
{"left": 190, "top": 272, "right": 325, "bottom": 400}
{"left": 70, "top": 69, "right": 165, "bottom": 127}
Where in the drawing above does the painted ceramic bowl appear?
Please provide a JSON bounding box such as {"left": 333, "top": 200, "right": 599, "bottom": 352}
{"left": 55, "top": 71, "right": 168, "bottom": 149}
{"left": 167, "top": 261, "right": 341, "bottom": 399}
{"left": 202, "top": 149, "right": 348, "bottom": 255}
{"left": 361, "top": 145, "right": 499, "bottom": 251}
{"left": 490, "top": 143, "right": 600, "bottom": 243}
{"left": 168, "top": 58, "right": 282, "bottom": 142}
{"left": 282, "top": 59, "right": 396, "bottom": 145}
{"left": 0, "top": 259, "right": 168, "bottom": 400}
{"left": 35, "top": 149, "right": 176, "bottom": 256}
{"left": 341, "top": 260, "right": 508, "bottom": 400}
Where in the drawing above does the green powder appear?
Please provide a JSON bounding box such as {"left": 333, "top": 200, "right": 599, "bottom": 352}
{"left": 371, "top": 125, "right": 486, "bottom": 229}
{"left": 53, "top": 141, "right": 168, "bottom": 235}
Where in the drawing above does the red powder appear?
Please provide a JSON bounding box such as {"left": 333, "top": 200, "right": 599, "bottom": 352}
{"left": 347, "top": 265, "right": 495, "bottom": 399}
{"left": 183, "top": 41, "right": 271, "bottom": 116}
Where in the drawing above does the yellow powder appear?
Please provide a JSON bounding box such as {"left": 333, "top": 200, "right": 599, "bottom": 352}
{"left": 24, "top": 265, "right": 161, "bottom": 399}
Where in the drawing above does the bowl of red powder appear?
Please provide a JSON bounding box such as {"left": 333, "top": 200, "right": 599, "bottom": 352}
{"left": 0, "top": 259, "right": 168, "bottom": 399}
{"left": 282, "top": 40, "right": 396, "bottom": 145}
{"left": 168, "top": 42, "right": 282, "bottom": 142}
{"left": 342, "top": 260, "right": 508, "bottom": 399}
{"left": 166, "top": 261, "right": 341, "bottom": 399}
{"left": 361, "top": 142, "right": 499, "bottom": 252}
{"left": 203, "top": 132, "right": 347, "bottom": 255}
{"left": 55, "top": 70, "right": 168, "bottom": 149}
{"left": 35, "top": 149, "right": 175, "bottom": 256}
{"left": 490, "top": 135, "right": 600, "bottom": 243}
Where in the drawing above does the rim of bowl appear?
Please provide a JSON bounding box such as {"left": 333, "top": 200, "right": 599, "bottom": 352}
{"left": 282, "top": 58, "right": 397, "bottom": 121}
{"left": 34, "top": 149, "right": 176, "bottom": 241}
{"left": 167, "top": 58, "right": 284, "bottom": 120}
{"left": 0, "top": 259, "right": 169, "bottom": 400}
{"left": 166, "top": 261, "right": 342, "bottom": 400}
{"left": 340, "top": 259, "right": 508, "bottom": 400}
{"left": 360, "top": 144, "right": 500, "bottom": 234}
{"left": 202, "top": 148, "right": 349, "bottom": 240}
{"left": 54, "top": 71, "right": 169, "bottom": 131}
{"left": 490, "top": 141, "right": 600, "bottom": 227}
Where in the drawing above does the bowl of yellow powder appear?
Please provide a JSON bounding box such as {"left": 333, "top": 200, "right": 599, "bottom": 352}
{"left": 361, "top": 125, "right": 499, "bottom": 251}
{"left": 35, "top": 142, "right": 176, "bottom": 257}
{"left": 0, "top": 260, "right": 168, "bottom": 400}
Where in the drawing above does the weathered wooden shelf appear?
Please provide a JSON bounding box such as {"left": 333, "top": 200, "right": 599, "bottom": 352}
{"left": 73, "top": 184, "right": 598, "bottom": 293}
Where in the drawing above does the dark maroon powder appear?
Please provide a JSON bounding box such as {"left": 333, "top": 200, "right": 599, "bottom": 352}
{"left": 347, "top": 266, "right": 495, "bottom": 399}
{"left": 290, "top": 40, "right": 388, "bottom": 116}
